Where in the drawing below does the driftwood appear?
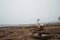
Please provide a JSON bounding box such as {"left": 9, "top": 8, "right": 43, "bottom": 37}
{"left": 0, "top": 23, "right": 60, "bottom": 40}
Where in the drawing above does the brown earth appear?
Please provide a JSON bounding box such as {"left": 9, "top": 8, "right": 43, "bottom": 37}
{"left": 0, "top": 23, "right": 60, "bottom": 40}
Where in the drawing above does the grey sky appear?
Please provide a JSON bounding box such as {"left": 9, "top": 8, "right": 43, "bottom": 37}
{"left": 0, "top": 0, "right": 60, "bottom": 24}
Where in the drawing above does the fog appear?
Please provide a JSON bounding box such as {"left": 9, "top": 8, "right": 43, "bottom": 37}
{"left": 0, "top": 0, "right": 60, "bottom": 24}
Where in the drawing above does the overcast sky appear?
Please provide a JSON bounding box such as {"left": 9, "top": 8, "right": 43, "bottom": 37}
{"left": 0, "top": 0, "right": 60, "bottom": 24}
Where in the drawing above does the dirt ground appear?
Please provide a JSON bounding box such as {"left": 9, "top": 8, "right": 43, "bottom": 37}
{"left": 0, "top": 23, "right": 60, "bottom": 40}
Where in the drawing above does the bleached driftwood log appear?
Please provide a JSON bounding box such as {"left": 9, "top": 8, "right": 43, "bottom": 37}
{"left": 34, "top": 19, "right": 44, "bottom": 28}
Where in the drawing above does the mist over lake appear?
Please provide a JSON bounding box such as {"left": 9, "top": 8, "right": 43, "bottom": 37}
{"left": 0, "top": 0, "right": 60, "bottom": 25}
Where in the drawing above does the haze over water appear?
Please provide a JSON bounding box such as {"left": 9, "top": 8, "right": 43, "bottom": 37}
{"left": 0, "top": 0, "right": 60, "bottom": 25}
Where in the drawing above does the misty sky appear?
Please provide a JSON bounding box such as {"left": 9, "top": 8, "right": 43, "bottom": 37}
{"left": 0, "top": 0, "right": 60, "bottom": 24}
